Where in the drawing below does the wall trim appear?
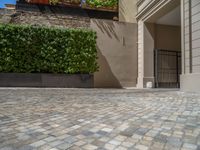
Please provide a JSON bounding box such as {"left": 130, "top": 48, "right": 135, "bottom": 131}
{"left": 180, "top": 73, "right": 200, "bottom": 92}
{"left": 189, "top": 0, "right": 193, "bottom": 73}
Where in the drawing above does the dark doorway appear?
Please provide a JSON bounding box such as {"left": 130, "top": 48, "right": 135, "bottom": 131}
{"left": 154, "top": 49, "right": 181, "bottom": 88}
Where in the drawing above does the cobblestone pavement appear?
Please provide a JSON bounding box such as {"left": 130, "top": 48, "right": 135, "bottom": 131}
{"left": 0, "top": 88, "right": 200, "bottom": 150}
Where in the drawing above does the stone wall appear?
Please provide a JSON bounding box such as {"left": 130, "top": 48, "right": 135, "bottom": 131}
{"left": 0, "top": 1, "right": 118, "bottom": 28}
{"left": 10, "top": 10, "right": 90, "bottom": 28}
{"left": 0, "top": 3, "right": 90, "bottom": 28}
{"left": 0, "top": 9, "right": 15, "bottom": 23}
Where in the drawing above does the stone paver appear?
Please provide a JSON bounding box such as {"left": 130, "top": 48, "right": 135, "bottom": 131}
{"left": 0, "top": 88, "right": 200, "bottom": 150}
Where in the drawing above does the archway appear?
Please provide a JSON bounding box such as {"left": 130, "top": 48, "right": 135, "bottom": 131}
{"left": 137, "top": 0, "right": 181, "bottom": 88}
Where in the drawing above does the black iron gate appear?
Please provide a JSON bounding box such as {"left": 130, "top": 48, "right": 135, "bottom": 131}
{"left": 154, "top": 49, "right": 181, "bottom": 88}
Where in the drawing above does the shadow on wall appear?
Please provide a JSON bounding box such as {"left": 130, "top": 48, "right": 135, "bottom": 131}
{"left": 91, "top": 19, "right": 138, "bottom": 88}
{"left": 92, "top": 19, "right": 120, "bottom": 42}
{"left": 93, "top": 19, "right": 122, "bottom": 88}
{"left": 95, "top": 47, "right": 122, "bottom": 88}
{"left": 118, "top": 0, "right": 137, "bottom": 23}
{"left": 118, "top": 0, "right": 125, "bottom": 21}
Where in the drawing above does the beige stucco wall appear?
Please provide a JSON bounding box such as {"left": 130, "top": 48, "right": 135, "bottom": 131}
{"left": 143, "top": 23, "right": 155, "bottom": 86}
{"left": 119, "top": 0, "right": 137, "bottom": 23}
{"left": 155, "top": 24, "right": 181, "bottom": 51}
{"left": 90, "top": 19, "right": 138, "bottom": 88}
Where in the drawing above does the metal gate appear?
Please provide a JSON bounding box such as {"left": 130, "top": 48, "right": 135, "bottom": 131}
{"left": 154, "top": 49, "right": 181, "bottom": 88}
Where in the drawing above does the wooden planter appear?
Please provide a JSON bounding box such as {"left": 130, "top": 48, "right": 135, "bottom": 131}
{"left": 28, "top": 0, "right": 49, "bottom": 5}
{"left": 57, "top": 0, "right": 81, "bottom": 7}
{"left": 0, "top": 73, "right": 93, "bottom": 88}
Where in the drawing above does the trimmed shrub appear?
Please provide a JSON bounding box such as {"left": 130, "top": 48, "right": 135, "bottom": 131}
{"left": 0, "top": 24, "right": 98, "bottom": 74}
{"left": 86, "top": 0, "right": 118, "bottom": 8}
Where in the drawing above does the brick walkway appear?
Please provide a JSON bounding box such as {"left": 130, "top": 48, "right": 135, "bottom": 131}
{"left": 0, "top": 89, "right": 200, "bottom": 150}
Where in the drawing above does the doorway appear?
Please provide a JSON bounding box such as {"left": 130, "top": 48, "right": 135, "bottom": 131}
{"left": 138, "top": 4, "right": 182, "bottom": 88}
{"left": 154, "top": 49, "right": 181, "bottom": 88}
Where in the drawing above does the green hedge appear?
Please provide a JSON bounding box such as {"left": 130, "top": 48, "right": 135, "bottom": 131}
{"left": 86, "top": 0, "right": 118, "bottom": 8}
{"left": 0, "top": 24, "right": 98, "bottom": 74}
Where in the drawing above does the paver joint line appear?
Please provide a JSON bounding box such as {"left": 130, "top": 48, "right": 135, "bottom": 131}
{"left": 0, "top": 89, "right": 199, "bottom": 150}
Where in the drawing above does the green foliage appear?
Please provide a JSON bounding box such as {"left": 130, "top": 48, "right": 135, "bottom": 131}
{"left": 49, "top": 0, "right": 81, "bottom": 5}
{"left": 49, "top": 0, "right": 60, "bottom": 5}
{"left": 86, "top": 0, "right": 118, "bottom": 8}
{"left": 0, "top": 24, "right": 98, "bottom": 74}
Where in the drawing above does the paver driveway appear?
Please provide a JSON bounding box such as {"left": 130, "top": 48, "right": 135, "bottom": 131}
{"left": 0, "top": 88, "right": 200, "bottom": 150}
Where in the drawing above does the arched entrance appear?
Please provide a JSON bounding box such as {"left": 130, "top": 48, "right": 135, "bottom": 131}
{"left": 137, "top": 0, "right": 181, "bottom": 88}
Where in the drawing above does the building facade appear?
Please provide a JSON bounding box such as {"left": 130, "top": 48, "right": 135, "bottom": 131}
{"left": 136, "top": 0, "right": 200, "bottom": 92}
{"left": 1, "top": 0, "right": 200, "bottom": 91}
{"left": 180, "top": 0, "right": 200, "bottom": 92}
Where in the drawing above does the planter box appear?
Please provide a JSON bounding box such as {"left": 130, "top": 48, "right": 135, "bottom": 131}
{"left": 57, "top": 1, "right": 80, "bottom": 7}
{"left": 0, "top": 73, "right": 93, "bottom": 88}
{"left": 27, "top": 0, "right": 49, "bottom": 5}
